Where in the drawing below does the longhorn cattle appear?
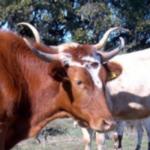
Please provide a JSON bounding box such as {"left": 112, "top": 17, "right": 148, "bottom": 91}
{"left": 80, "top": 48, "right": 150, "bottom": 150}
{"left": 0, "top": 25, "right": 125, "bottom": 150}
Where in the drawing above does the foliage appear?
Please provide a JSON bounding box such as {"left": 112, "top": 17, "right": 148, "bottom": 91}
{"left": 0, "top": 0, "right": 150, "bottom": 51}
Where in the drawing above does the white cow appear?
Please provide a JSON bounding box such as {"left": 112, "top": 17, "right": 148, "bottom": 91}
{"left": 108, "top": 48, "right": 150, "bottom": 119}
{"left": 81, "top": 48, "right": 150, "bottom": 150}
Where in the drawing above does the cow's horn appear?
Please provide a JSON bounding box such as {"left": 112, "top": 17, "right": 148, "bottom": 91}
{"left": 17, "top": 22, "right": 59, "bottom": 51}
{"left": 101, "top": 37, "right": 125, "bottom": 61}
{"left": 22, "top": 38, "right": 59, "bottom": 62}
{"left": 93, "top": 27, "right": 120, "bottom": 49}
{"left": 31, "top": 47, "right": 60, "bottom": 62}
{"left": 17, "top": 22, "right": 41, "bottom": 43}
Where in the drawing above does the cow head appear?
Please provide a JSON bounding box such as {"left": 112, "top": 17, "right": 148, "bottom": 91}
{"left": 17, "top": 23, "right": 125, "bottom": 132}
{"left": 30, "top": 41, "right": 125, "bottom": 132}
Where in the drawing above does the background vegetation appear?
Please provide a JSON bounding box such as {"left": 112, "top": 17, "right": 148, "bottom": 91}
{"left": 1, "top": 0, "right": 150, "bottom": 51}
{"left": 1, "top": 1, "right": 149, "bottom": 149}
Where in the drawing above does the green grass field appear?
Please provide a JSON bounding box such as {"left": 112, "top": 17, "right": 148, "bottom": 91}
{"left": 12, "top": 118, "right": 148, "bottom": 150}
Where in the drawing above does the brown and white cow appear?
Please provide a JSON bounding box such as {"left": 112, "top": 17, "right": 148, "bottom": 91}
{"left": 80, "top": 48, "right": 150, "bottom": 150}
{"left": 0, "top": 25, "right": 124, "bottom": 150}
{"left": 81, "top": 118, "right": 150, "bottom": 150}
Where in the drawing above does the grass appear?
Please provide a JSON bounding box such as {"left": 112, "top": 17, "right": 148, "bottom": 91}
{"left": 12, "top": 118, "right": 148, "bottom": 150}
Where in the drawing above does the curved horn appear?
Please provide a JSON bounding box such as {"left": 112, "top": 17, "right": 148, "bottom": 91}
{"left": 31, "top": 47, "right": 72, "bottom": 63}
{"left": 24, "top": 38, "right": 72, "bottom": 63}
{"left": 100, "top": 37, "right": 125, "bottom": 61}
{"left": 22, "top": 37, "right": 59, "bottom": 62}
{"left": 31, "top": 47, "right": 59, "bottom": 62}
{"left": 17, "top": 22, "right": 41, "bottom": 43}
{"left": 93, "top": 27, "right": 120, "bottom": 49}
{"left": 17, "top": 22, "right": 60, "bottom": 51}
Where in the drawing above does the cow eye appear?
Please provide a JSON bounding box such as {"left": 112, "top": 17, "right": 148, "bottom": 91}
{"left": 91, "top": 62, "right": 99, "bottom": 68}
{"left": 63, "top": 61, "right": 69, "bottom": 68}
{"left": 76, "top": 80, "right": 83, "bottom": 85}
{"left": 64, "top": 63, "right": 69, "bottom": 68}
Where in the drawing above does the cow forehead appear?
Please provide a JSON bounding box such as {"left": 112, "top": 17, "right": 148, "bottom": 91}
{"left": 81, "top": 54, "right": 102, "bottom": 89}
{"left": 57, "top": 43, "right": 103, "bottom": 89}
{"left": 82, "top": 52, "right": 101, "bottom": 63}
{"left": 60, "top": 51, "right": 103, "bottom": 89}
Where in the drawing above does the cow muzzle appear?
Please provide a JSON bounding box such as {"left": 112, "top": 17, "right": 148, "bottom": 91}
{"left": 91, "top": 119, "right": 116, "bottom": 132}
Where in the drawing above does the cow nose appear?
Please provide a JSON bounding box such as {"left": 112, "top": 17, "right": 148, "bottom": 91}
{"left": 102, "top": 119, "right": 116, "bottom": 131}
{"left": 90, "top": 119, "right": 116, "bottom": 132}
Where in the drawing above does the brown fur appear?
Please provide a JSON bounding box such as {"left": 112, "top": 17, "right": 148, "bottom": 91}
{"left": 0, "top": 31, "right": 121, "bottom": 149}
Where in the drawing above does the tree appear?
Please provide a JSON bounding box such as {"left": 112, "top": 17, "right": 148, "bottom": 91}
{"left": 0, "top": 0, "right": 150, "bottom": 51}
{"left": 110, "top": 0, "right": 150, "bottom": 51}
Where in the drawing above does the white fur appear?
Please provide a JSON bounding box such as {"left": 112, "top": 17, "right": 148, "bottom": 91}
{"left": 108, "top": 49, "right": 150, "bottom": 97}
{"left": 82, "top": 55, "right": 102, "bottom": 89}
{"left": 60, "top": 51, "right": 103, "bottom": 89}
{"left": 128, "top": 102, "right": 145, "bottom": 110}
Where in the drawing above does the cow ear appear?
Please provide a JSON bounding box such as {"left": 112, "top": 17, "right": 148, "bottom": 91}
{"left": 105, "top": 62, "right": 122, "bottom": 81}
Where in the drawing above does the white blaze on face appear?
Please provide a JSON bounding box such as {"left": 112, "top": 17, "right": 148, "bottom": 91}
{"left": 59, "top": 52, "right": 83, "bottom": 67}
{"left": 82, "top": 54, "right": 102, "bottom": 89}
{"left": 59, "top": 51, "right": 103, "bottom": 89}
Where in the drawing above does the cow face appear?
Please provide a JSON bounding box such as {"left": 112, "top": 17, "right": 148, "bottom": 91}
{"left": 18, "top": 23, "right": 126, "bottom": 132}
{"left": 28, "top": 41, "right": 123, "bottom": 132}
{"left": 48, "top": 44, "right": 122, "bottom": 132}
{"left": 24, "top": 34, "right": 124, "bottom": 132}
